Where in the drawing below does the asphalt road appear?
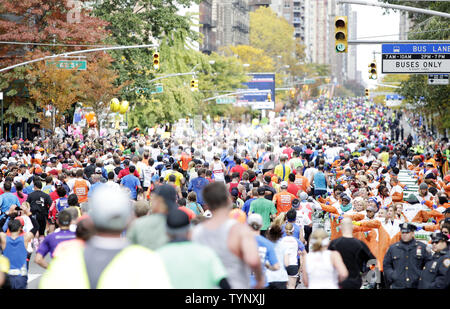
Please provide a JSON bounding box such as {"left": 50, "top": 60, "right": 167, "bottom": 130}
{"left": 27, "top": 251, "right": 50, "bottom": 289}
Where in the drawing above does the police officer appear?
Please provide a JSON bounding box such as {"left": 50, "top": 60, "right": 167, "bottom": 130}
{"left": 383, "top": 223, "right": 432, "bottom": 289}
{"left": 418, "top": 232, "right": 450, "bottom": 289}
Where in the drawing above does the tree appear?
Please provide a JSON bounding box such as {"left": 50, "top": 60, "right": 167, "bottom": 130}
{"left": 26, "top": 61, "right": 83, "bottom": 130}
{"left": 0, "top": 0, "right": 109, "bottom": 125}
{"left": 77, "top": 56, "right": 126, "bottom": 129}
{"left": 249, "top": 7, "right": 307, "bottom": 88}
{"left": 92, "top": 0, "right": 202, "bottom": 113}
{"left": 127, "top": 28, "right": 249, "bottom": 129}
{"left": 380, "top": 1, "right": 450, "bottom": 130}
{"left": 222, "top": 45, "right": 275, "bottom": 72}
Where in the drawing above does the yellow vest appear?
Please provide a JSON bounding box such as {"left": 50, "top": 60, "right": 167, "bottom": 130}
{"left": 39, "top": 244, "right": 172, "bottom": 289}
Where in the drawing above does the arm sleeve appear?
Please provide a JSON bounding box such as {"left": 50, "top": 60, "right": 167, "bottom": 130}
{"left": 382, "top": 246, "right": 394, "bottom": 285}
{"left": 36, "top": 236, "right": 51, "bottom": 257}
{"left": 431, "top": 258, "right": 450, "bottom": 289}
{"left": 266, "top": 244, "right": 279, "bottom": 266}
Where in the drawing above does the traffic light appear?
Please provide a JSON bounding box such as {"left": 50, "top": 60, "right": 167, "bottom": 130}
{"left": 368, "top": 60, "right": 377, "bottom": 80}
{"left": 365, "top": 88, "right": 370, "bottom": 97}
{"left": 334, "top": 16, "right": 348, "bottom": 53}
{"left": 190, "top": 79, "right": 198, "bottom": 92}
{"left": 153, "top": 52, "right": 160, "bottom": 70}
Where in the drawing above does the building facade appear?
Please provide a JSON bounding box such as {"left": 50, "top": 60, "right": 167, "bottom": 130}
{"left": 200, "top": 0, "right": 250, "bottom": 54}
{"left": 270, "top": 0, "right": 305, "bottom": 41}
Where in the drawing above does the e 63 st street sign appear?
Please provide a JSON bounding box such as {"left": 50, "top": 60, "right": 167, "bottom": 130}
{"left": 382, "top": 44, "right": 450, "bottom": 74}
{"left": 46, "top": 60, "right": 87, "bottom": 70}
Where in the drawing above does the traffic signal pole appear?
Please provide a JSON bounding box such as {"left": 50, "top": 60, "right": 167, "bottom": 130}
{"left": 0, "top": 44, "right": 158, "bottom": 73}
{"left": 337, "top": 0, "right": 450, "bottom": 19}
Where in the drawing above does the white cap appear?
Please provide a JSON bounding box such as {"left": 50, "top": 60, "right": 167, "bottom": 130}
{"left": 280, "top": 181, "right": 288, "bottom": 188}
{"left": 247, "top": 213, "right": 263, "bottom": 227}
{"left": 88, "top": 186, "right": 133, "bottom": 232}
{"left": 299, "top": 192, "right": 308, "bottom": 201}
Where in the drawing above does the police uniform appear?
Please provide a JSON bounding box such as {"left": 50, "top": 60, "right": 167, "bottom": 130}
{"left": 383, "top": 223, "right": 432, "bottom": 289}
{"left": 418, "top": 232, "right": 450, "bottom": 289}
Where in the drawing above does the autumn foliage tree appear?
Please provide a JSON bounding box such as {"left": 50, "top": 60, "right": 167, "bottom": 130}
{"left": 0, "top": 0, "right": 109, "bottom": 125}
{"left": 26, "top": 61, "right": 83, "bottom": 129}
{"left": 77, "top": 56, "right": 126, "bottom": 128}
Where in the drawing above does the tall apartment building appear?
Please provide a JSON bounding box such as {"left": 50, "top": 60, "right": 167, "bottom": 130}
{"left": 200, "top": 0, "right": 250, "bottom": 54}
{"left": 249, "top": 0, "right": 272, "bottom": 11}
{"left": 270, "top": 0, "right": 306, "bottom": 41}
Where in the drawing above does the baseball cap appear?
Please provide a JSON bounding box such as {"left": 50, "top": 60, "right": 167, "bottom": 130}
{"left": 95, "top": 167, "right": 102, "bottom": 174}
{"left": 247, "top": 213, "right": 263, "bottom": 228}
{"left": 166, "top": 209, "right": 190, "bottom": 235}
{"left": 280, "top": 181, "right": 288, "bottom": 188}
{"left": 88, "top": 186, "right": 133, "bottom": 232}
{"left": 340, "top": 193, "right": 351, "bottom": 201}
{"left": 153, "top": 184, "right": 177, "bottom": 212}
{"left": 292, "top": 198, "right": 300, "bottom": 209}
{"left": 299, "top": 192, "right": 308, "bottom": 201}
{"left": 419, "top": 183, "right": 428, "bottom": 190}
{"left": 257, "top": 187, "right": 266, "bottom": 195}
{"left": 231, "top": 187, "right": 239, "bottom": 197}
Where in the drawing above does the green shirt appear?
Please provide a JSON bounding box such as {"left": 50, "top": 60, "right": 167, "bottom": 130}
{"left": 249, "top": 198, "right": 277, "bottom": 230}
{"left": 157, "top": 241, "right": 227, "bottom": 289}
{"left": 127, "top": 214, "right": 168, "bottom": 251}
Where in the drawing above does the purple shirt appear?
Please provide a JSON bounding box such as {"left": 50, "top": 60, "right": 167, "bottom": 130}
{"left": 37, "top": 229, "right": 76, "bottom": 258}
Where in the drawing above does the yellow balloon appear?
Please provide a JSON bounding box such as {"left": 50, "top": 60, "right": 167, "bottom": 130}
{"left": 119, "top": 100, "right": 129, "bottom": 114}
{"left": 110, "top": 98, "right": 120, "bottom": 112}
{"left": 252, "top": 119, "right": 259, "bottom": 126}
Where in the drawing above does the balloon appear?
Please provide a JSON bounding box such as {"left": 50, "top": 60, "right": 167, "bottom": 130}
{"left": 252, "top": 118, "right": 259, "bottom": 126}
{"left": 110, "top": 98, "right": 120, "bottom": 112}
{"left": 229, "top": 209, "right": 247, "bottom": 224}
{"left": 119, "top": 100, "right": 129, "bottom": 114}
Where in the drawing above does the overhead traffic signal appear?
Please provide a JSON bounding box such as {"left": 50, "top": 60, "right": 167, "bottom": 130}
{"left": 365, "top": 88, "right": 370, "bottom": 97}
{"left": 153, "top": 52, "right": 160, "bottom": 70}
{"left": 368, "top": 60, "right": 377, "bottom": 80}
{"left": 190, "top": 79, "right": 198, "bottom": 92}
{"left": 334, "top": 16, "right": 348, "bottom": 53}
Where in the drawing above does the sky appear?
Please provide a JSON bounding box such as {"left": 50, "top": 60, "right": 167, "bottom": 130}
{"left": 351, "top": 0, "right": 401, "bottom": 88}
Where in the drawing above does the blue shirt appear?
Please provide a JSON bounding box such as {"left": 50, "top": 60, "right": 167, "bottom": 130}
{"left": 313, "top": 171, "right": 327, "bottom": 190}
{"left": 0, "top": 192, "right": 21, "bottom": 214}
{"left": 250, "top": 235, "right": 278, "bottom": 288}
{"left": 187, "top": 177, "right": 210, "bottom": 205}
{"left": 242, "top": 198, "right": 256, "bottom": 215}
{"left": 23, "top": 183, "right": 34, "bottom": 195}
{"left": 281, "top": 222, "right": 301, "bottom": 240}
{"left": 88, "top": 182, "right": 104, "bottom": 198}
{"left": 121, "top": 174, "right": 140, "bottom": 199}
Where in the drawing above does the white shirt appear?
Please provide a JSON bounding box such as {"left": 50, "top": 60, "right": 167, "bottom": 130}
{"left": 280, "top": 236, "right": 300, "bottom": 266}
{"left": 305, "top": 250, "right": 339, "bottom": 289}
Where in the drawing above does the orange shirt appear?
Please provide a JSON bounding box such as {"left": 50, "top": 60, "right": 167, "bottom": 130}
{"left": 294, "top": 175, "right": 310, "bottom": 192}
{"left": 180, "top": 153, "right": 192, "bottom": 171}
{"left": 273, "top": 191, "right": 296, "bottom": 215}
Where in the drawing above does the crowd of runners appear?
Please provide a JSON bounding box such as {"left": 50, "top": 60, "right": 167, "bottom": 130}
{"left": 0, "top": 97, "right": 449, "bottom": 289}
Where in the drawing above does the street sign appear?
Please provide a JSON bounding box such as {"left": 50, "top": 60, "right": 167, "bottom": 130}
{"left": 251, "top": 101, "right": 275, "bottom": 110}
{"left": 382, "top": 43, "right": 450, "bottom": 74}
{"left": 238, "top": 73, "right": 275, "bottom": 105}
{"left": 304, "top": 79, "right": 316, "bottom": 84}
{"left": 46, "top": 60, "right": 87, "bottom": 70}
{"left": 151, "top": 85, "right": 164, "bottom": 94}
{"left": 428, "top": 74, "right": 449, "bottom": 85}
{"left": 216, "top": 97, "right": 236, "bottom": 104}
